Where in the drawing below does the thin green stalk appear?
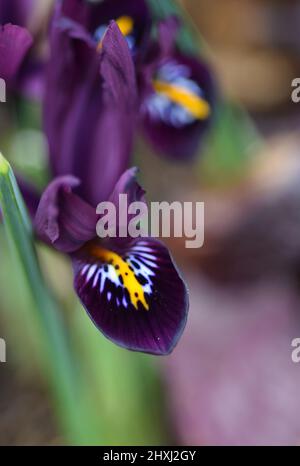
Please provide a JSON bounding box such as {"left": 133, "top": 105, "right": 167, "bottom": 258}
{"left": 0, "top": 153, "right": 99, "bottom": 444}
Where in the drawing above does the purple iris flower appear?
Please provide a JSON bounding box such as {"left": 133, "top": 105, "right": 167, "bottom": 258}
{"left": 139, "top": 18, "right": 215, "bottom": 160}
{"left": 35, "top": 168, "right": 188, "bottom": 355}
{"left": 0, "top": 0, "right": 45, "bottom": 98}
{"left": 0, "top": 1, "right": 189, "bottom": 354}
{"left": 36, "top": 16, "right": 189, "bottom": 355}
{"left": 53, "top": 0, "right": 214, "bottom": 161}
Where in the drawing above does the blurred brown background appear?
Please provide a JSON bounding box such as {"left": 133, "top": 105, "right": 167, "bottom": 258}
{"left": 182, "top": 0, "right": 300, "bottom": 132}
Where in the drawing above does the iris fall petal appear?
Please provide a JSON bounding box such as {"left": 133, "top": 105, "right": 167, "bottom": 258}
{"left": 73, "top": 237, "right": 189, "bottom": 355}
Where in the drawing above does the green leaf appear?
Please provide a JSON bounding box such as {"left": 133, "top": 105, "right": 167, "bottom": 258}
{"left": 200, "top": 103, "right": 262, "bottom": 185}
{"left": 0, "top": 153, "right": 99, "bottom": 444}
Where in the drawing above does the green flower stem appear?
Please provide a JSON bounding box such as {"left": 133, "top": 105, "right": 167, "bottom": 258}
{"left": 0, "top": 153, "right": 99, "bottom": 444}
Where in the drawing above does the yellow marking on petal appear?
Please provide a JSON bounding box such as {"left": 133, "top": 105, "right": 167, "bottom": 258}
{"left": 96, "top": 16, "right": 134, "bottom": 52}
{"left": 116, "top": 16, "right": 134, "bottom": 37}
{"left": 89, "top": 245, "right": 149, "bottom": 311}
{"left": 153, "top": 79, "right": 211, "bottom": 120}
{"left": 97, "top": 40, "right": 103, "bottom": 52}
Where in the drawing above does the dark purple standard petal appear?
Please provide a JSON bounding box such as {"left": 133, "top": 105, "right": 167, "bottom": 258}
{"left": 44, "top": 9, "right": 137, "bottom": 206}
{"left": 141, "top": 50, "right": 215, "bottom": 161}
{"left": 0, "top": 24, "right": 33, "bottom": 82}
{"left": 100, "top": 22, "right": 137, "bottom": 107}
{"left": 34, "top": 176, "right": 97, "bottom": 253}
{"left": 0, "top": 2, "right": 46, "bottom": 100}
{"left": 108, "top": 167, "right": 146, "bottom": 209}
{"left": 44, "top": 4, "right": 98, "bottom": 177}
{"left": 106, "top": 167, "right": 146, "bottom": 251}
{"left": 156, "top": 17, "right": 180, "bottom": 60}
{"left": 0, "top": 0, "right": 32, "bottom": 26}
{"left": 72, "top": 238, "right": 189, "bottom": 355}
{"left": 62, "top": 0, "right": 151, "bottom": 60}
{"left": 86, "top": 22, "right": 138, "bottom": 204}
{"left": 60, "top": 0, "right": 89, "bottom": 26}
{"left": 142, "top": 17, "right": 180, "bottom": 79}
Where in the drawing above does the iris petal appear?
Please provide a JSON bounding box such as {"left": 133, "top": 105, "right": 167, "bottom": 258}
{"left": 73, "top": 238, "right": 189, "bottom": 355}
{"left": 34, "top": 176, "right": 98, "bottom": 253}
{"left": 0, "top": 0, "right": 33, "bottom": 26}
{"left": 141, "top": 52, "right": 215, "bottom": 160}
{"left": 108, "top": 167, "right": 145, "bottom": 210}
{"left": 45, "top": 13, "right": 137, "bottom": 206}
{"left": 0, "top": 24, "right": 32, "bottom": 82}
{"left": 62, "top": 0, "right": 151, "bottom": 58}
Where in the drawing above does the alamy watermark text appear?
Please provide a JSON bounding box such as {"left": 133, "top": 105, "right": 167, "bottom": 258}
{"left": 0, "top": 79, "right": 6, "bottom": 103}
{"left": 291, "top": 78, "right": 300, "bottom": 103}
{"left": 96, "top": 195, "right": 205, "bottom": 249}
{"left": 0, "top": 338, "right": 6, "bottom": 363}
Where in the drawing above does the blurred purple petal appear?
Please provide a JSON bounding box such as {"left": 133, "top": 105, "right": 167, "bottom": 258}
{"left": 100, "top": 21, "right": 137, "bottom": 107}
{"left": 0, "top": 2, "right": 48, "bottom": 100}
{"left": 0, "top": 0, "right": 32, "bottom": 26}
{"left": 107, "top": 167, "right": 146, "bottom": 250}
{"left": 141, "top": 51, "right": 215, "bottom": 160}
{"left": 44, "top": 10, "right": 137, "bottom": 206}
{"left": 143, "top": 17, "right": 180, "bottom": 77}
{"left": 108, "top": 167, "right": 146, "bottom": 208}
{"left": 156, "top": 17, "right": 180, "bottom": 59}
{"left": 34, "top": 176, "right": 97, "bottom": 253}
{"left": 0, "top": 24, "right": 33, "bottom": 82}
{"left": 61, "top": 0, "right": 89, "bottom": 26}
